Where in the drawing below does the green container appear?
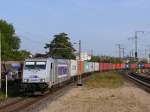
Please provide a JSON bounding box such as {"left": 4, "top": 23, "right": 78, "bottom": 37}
{"left": 84, "top": 61, "right": 89, "bottom": 73}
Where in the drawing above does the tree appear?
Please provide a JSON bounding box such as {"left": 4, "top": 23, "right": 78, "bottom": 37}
{"left": 44, "top": 33, "right": 76, "bottom": 59}
{"left": 0, "top": 19, "right": 30, "bottom": 60}
{"left": 90, "top": 55, "right": 124, "bottom": 63}
{"left": 90, "top": 56, "right": 100, "bottom": 62}
{"left": 34, "top": 53, "right": 47, "bottom": 58}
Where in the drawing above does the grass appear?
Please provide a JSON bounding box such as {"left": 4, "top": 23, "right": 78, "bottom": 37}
{"left": 0, "top": 80, "right": 21, "bottom": 102}
{"left": 1, "top": 80, "right": 21, "bottom": 98}
{"left": 85, "top": 71, "right": 124, "bottom": 89}
{"left": 0, "top": 91, "right": 6, "bottom": 101}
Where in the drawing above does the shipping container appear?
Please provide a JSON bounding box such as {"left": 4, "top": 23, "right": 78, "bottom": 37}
{"left": 144, "top": 64, "right": 150, "bottom": 68}
{"left": 130, "top": 64, "right": 137, "bottom": 69}
{"left": 115, "top": 63, "right": 123, "bottom": 69}
{"left": 54, "top": 59, "right": 70, "bottom": 84}
{"left": 89, "top": 62, "right": 94, "bottom": 72}
{"left": 78, "top": 61, "right": 84, "bottom": 75}
{"left": 94, "top": 62, "right": 99, "bottom": 71}
{"left": 99, "top": 63, "right": 103, "bottom": 71}
{"left": 99, "top": 63, "right": 110, "bottom": 71}
{"left": 138, "top": 64, "right": 144, "bottom": 69}
{"left": 70, "top": 60, "right": 78, "bottom": 76}
{"left": 84, "top": 61, "right": 89, "bottom": 73}
{"left": 125, "top": 64, "right": 130, "bottom": 69}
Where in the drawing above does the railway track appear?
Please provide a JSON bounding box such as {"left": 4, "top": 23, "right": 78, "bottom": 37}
{"left": 0, "top": 82, "right": 75, "bottom": 112}
{"left": 127, "top": 72, "right": 150, "bottom": 93}
{"left": 0, "top": 73, "right": 92, "bottom": 112}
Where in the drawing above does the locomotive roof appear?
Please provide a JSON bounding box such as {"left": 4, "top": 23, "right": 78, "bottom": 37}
{"left": 25, "top": 58, "right": 52, "bottom": 61}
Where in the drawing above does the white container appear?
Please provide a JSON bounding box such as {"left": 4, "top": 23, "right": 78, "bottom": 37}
{"left": 94, "top": 62, "right": 99, "bottom": 71}
{"left": 70, "top": 60, "right": 78, "bottom": 76}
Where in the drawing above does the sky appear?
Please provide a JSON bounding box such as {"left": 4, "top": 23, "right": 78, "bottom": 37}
{"left": 0, "top": 0, "right": 150, "bottom": 57}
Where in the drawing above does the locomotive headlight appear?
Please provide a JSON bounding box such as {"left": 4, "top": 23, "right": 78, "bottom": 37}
{"left": 24, "top": 79, "right": 28, "bottom": 82}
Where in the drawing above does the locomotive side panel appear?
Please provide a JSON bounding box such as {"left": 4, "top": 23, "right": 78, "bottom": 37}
{"left": 53, "top": 59, "right": 70, "bottom": 86}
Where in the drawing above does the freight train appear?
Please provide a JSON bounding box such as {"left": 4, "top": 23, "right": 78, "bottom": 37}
{"left": 20, "top": 57, "right": 150, "bottom": 94}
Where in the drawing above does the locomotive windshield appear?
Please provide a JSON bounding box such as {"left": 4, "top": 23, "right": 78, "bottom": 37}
{"left": 25, "top": 61, "right": 46, "bottom": 69}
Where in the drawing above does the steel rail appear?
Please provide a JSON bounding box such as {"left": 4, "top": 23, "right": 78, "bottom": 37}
{"left": 127, "top": 72, "right": 150, "bottom": 92}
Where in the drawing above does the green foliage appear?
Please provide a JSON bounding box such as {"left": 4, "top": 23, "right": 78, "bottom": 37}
{"left": 90, "top": 56, "right": 100, "bottom": 62}
{"left": 90, "top": 55, "right": 123, "bottom": 63}
{"left": 85, "top": 71, "right": 123, "bottom": 88}
{"left": 44, "top": 32, "right": 76, "bottom": 59}
{"left": 0, "top": 91, "right": 6, "bottom": 101}
{"left": 0, "top": 19, "right": 30, "bottom": 60}
{"left": 34, "top": 53, "right": 47, "bottom": 58}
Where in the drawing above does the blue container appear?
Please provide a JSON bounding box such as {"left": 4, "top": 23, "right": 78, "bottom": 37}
{"left": 138, "top": 64, "right": 144, "bottom": 69}
{"left": 125, "top": 64, "right": 130, "bottom": 69}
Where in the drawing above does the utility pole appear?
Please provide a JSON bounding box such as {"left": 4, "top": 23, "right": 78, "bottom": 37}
{"left": 74, "top": 40, "right": 82, "bottom": 86}
{"left": 91, "top": 49, "right": 93, "bottom": 57}
{"left": 131, "top": 49, "right": 134, "bottom": 57}
{"left": 0, "top": 30, "right": 1, "bottom": 90}
{"left": 144, "top": 49, "right": 147, "bottom": 58}
{"left": 121, "top": 48, "right": 125, "bottom": 58}
{"left": 128, "top": 37, "right": 134, "bottom": 58}
{"left": 116, "top": 44, "right": 121, "bottom": 58}
{"left": 77, "top": 40, "right": 82, "bottom": 86}
{"left": 129, "top": 50, "right": 133, "bottom": 57}
{"left": 134, "top": 31, "right": 144, "bottom": 61}
{"left": 147, "top": 45, "right": 150, "bottom": 63}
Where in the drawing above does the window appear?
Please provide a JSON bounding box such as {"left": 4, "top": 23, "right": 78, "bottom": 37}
{"left": 58, "top": 66, "right": 68, "bottom": 76}
{"left": 36, "top": 62, "right": 46, "bottom": 69}
{"left": 25, "top": 62, "right": 35, "bottom": 69}
{"left": 25, "top": 61, "right": 46, "bottom": 69}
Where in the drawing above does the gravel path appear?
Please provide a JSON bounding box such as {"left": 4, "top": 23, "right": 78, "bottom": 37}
{"left": 40, "top": 82, "right": 150, "bottom": 112}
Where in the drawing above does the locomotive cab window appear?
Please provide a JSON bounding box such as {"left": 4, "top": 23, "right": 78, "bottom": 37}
{"left": 25, "top": 62, "right": 35, "bottom": 69}
{"left": 25, "top": 61, "right": 46, "bottom": 69}
{"left": 57, "top": 64, "right": 68, "bottom": 76}
{"left": 36, "top": 62, "right": 46, "bottom": 69}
